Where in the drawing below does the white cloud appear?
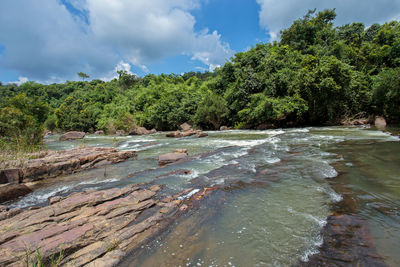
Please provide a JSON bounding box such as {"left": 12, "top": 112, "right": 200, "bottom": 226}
{"left": 256, "top": 0, "right": 400, "bottom": 41}
{"left": 7, "top": 76, "right": 29, "bottom": 85}
{"left": 100, "top": 61, "right": 137, "bottom": 81}
{"left": 0, "top": 0, "right": 233, "bottom": 82}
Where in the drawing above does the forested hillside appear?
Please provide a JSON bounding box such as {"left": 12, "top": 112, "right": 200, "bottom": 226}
{"left": 1, "top": 9, "right": 400, "bottom": 150}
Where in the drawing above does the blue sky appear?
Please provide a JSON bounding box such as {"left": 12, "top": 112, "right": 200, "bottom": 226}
{"left": 1, "top": 0, "right": 400, "bottom": 84}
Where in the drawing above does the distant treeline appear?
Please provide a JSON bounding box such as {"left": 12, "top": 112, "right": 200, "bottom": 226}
{"left": 1, "top": 9, "right": 400, "bottom": 149}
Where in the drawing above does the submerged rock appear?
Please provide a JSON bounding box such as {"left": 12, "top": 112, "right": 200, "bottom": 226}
{"left": 59, "top": 131, "right": 85, "bottom": 141}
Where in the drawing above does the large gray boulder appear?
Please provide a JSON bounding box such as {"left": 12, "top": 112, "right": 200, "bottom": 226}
{"left": 60, "top": 131, "right": 86, "bottom": 141}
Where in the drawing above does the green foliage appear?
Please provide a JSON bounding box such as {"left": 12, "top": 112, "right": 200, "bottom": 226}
{"left": 193, "top": 91, "right": 228, "bottom": 129}
{"left": 77, "top": 72, "right": 90, "bottom": 81}
{"left": 1, "top": 8, "right": 400, "bottom": 140}
{"left": 373, "top": 68, "right": 400, "bottom": 121}
{"left": 0, "top": 94, "right": 48, "bottom": 151}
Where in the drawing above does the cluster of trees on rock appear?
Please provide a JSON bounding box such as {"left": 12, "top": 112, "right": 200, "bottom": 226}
{"left": 1, "top": 9, "right": 399, "bottom": 149}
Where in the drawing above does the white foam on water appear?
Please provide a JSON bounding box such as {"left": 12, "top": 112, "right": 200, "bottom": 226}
{"left": 78, "top": 177, "right": 119, "bottom": 185}
{"left": 266, "top": 158, "right": 281, "bottom": 164}
{"left": 178, "top": 189, "right": 200, "bottom": 200}
{"left": 11, "top": 184, "right": 74, "bottom": 209}
{"left": 287, "top": 128, "right": 310, "bottom": 133}
{"left": 300, "top": 235, "right": 324, "bottom": 262}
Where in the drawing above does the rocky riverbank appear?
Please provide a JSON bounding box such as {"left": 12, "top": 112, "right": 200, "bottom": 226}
{"left": 0, "top": 184, "right": 209, "bottom": 266}
{"left": 0, "top": 147, "right": 137, "bottom": 203}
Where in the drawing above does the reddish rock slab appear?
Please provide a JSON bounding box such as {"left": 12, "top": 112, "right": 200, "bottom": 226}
{"left": 0, "top": 184, "right": 197, "bottom": 266}
{"left": 158, "top": 153, "right": 188, "bottom": 166}
{"left": 2, "top": 147, "right": 137, "bottom": 183}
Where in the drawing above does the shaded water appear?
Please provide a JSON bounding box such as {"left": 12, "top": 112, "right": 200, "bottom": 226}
{"left": 9, "top": 127, "right": 400, "bottom": 266}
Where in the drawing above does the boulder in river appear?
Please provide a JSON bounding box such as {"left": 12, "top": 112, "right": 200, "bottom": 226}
{"left": 374, "top": 116, "right": 387, "bottom": 128}
{"left": 129, "top": 127, "right": 156, "bottom": 135}
{"left": 196, "top": 131, "right": 208, "bottom": 138}
{"left": 180, "top": 122, "right": 193, "bottom": 132}
{"left": 158, "top": 152, "right": 188, "bottom": 166}
{"left": 94, "top": 130, "right": 105, "bottom": 135}
{"left": 59, "top": 131, "right": 85, "bottom": 141}
{"left": 182, "top": 130, "right": 196, "bottom": 137}
{"left": 166, "top": 130, "right": 182, "bottom": 138}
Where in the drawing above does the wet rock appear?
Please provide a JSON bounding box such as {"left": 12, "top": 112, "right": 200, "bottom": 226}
{"left": 129, "top": 127, "right": 156, "bottom": 135}
{"left": 0, "top": 169, "right": 23, "bottom": 184}
{"left": 94, "top": 130, "right": 105, "bottom": 135}
{"left": 257, "top": 123, "right": 275, "bottom": 130}
{"left": 60, "top": 131, "right": 86, "bottom": 141}
{"left": 0, "top": 184, "right": 32, "bottom": 203}
{"left": 173, "top": 149, "right": 188, "bottom": 154}
{"left": 166, "top": 130, "right": 182, "bottom": 138}
{"left": 220, "top": 126, "right": 229, "bottom": 131}
{"left": 196, "top": 131, "right": 208, "bottom": 138}
{"left": 300, "top": 214, "right": 388, "bottom": 267}
{"left": 375, "top": 116, "right": 387, "bottom": 128}
{"left": 156, "top": 169, "right": 191, "bottom": 179}
{"left": 158, "top": 153, "right": 188, "bottom": 166}
{"left": 115, "top": 130, "right": 126, "bottom": 136}
{"left": 180, "top": 122, "right": 193, "bottom": 132}
{"left": 182, "top": 130, "right": 196, "bottom": 137}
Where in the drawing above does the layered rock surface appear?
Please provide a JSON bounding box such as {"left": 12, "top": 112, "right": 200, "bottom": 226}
{"left": 0, "top": 147, "right": 137, "bottom": 203}
{"left": 0, "top": 147, "right": 136, "bottom": 184}
{"left": 0, "top": 184, "right": 193, "bottom": 266}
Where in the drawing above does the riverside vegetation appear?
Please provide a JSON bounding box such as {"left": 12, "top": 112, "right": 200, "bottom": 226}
{"left": 1, "top": 9, "right": 400, "bottom": 153}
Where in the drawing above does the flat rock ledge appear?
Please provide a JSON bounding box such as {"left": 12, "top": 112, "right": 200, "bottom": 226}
{"left": 0, "top": 184, "right": 196, "bottom": 267}
{"left": 0, "top": 147, "right": 137, "bottom": 203}
{"left": 1, "top": 147, "right": 137, "bottom": 184}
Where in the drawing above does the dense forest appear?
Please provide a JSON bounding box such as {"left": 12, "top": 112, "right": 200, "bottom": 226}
{"left": 1, "top": 9, "right": 400, "bottom": 151}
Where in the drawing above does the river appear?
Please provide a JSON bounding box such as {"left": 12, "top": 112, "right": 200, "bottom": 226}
{"left": 8, "top": 126, "right": 400, "bottom": 266}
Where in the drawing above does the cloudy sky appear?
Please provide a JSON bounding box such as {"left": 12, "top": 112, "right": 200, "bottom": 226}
{"left": 1, "top": 0, "right": 399, "bottom": 84}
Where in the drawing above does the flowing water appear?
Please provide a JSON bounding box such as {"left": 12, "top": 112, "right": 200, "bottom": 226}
{"left": 8, "top": 126, "right": 400, "bottom": 266}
